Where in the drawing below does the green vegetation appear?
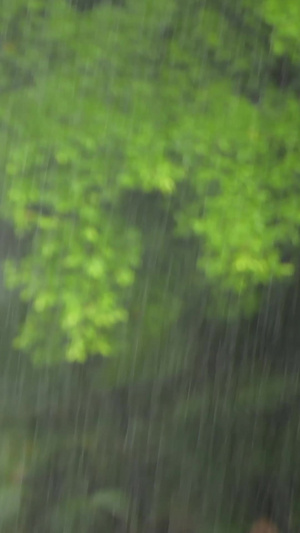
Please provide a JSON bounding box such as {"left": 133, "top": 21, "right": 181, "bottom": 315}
{"left": 2, "top": 0, "right": 300, "bottom": 363}
{"left": 0, "top": 0, "right": 300, "bottom": 531}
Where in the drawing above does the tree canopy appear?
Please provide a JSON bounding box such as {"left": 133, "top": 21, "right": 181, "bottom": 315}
{"left": 1, "top": 1, "right": 300, "bottom": 532}
{"left": 1, "top": 0, "right": 300, "bottom": 365}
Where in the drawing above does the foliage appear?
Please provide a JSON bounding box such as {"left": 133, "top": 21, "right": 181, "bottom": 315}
{"left": 1, "top": 0, "right": 300, "bottom": 532}
{"left": 0, "top": 0, "right": 299, "bottom": 362}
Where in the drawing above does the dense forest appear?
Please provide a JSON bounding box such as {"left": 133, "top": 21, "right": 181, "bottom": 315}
{"left": 0, "top": 0, "right": 300, "bottom": 531}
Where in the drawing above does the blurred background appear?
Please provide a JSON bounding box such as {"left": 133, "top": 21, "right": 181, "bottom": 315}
{"left": 0, "top": 0, "right": 300, "bottom": 531}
